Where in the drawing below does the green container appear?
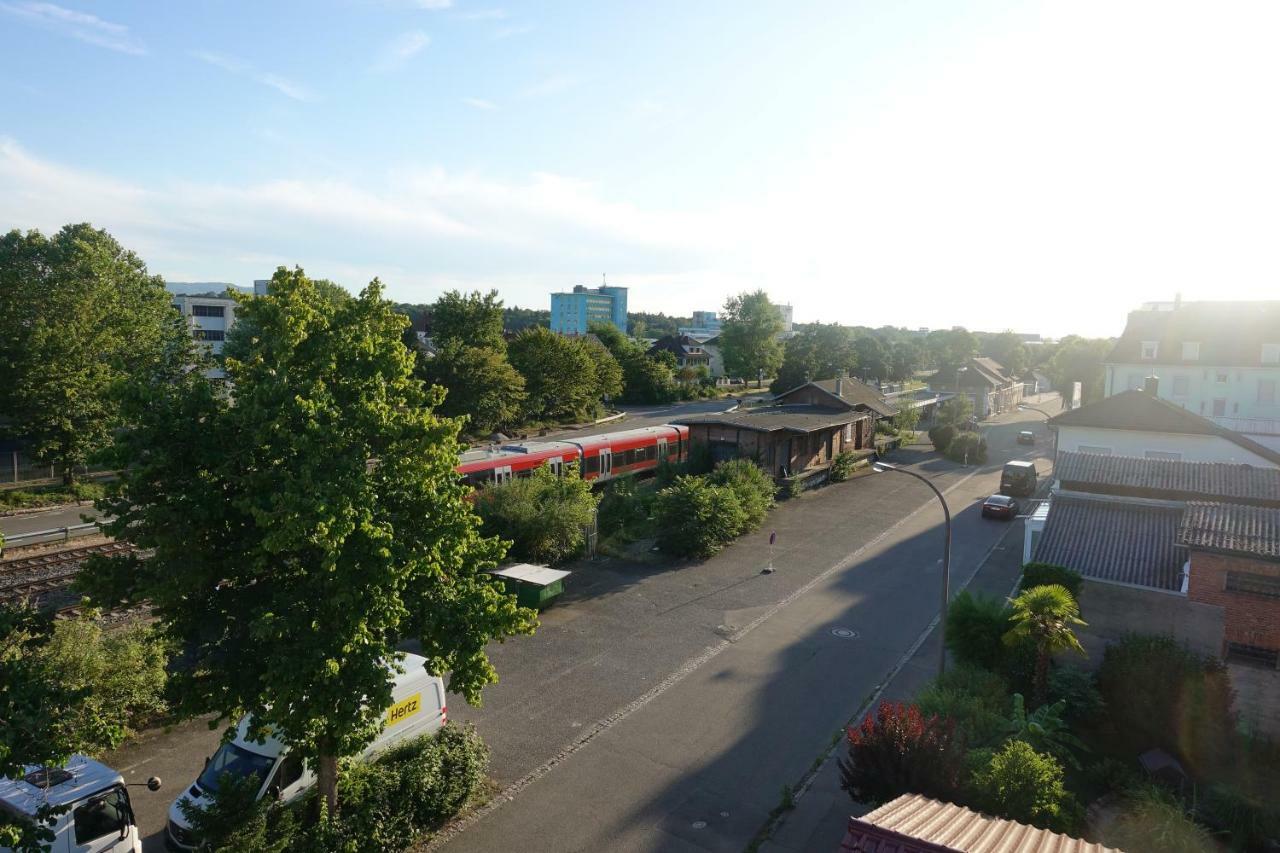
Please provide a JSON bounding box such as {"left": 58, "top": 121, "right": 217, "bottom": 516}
{"left": 500, "top": 576, "right": 565, "bottom": 610}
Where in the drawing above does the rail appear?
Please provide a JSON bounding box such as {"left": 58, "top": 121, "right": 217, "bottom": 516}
{"left": 1, "top": 522, "right": 101, "bottom": 552}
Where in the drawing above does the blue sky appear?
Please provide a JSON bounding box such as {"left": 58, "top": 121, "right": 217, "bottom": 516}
{"left": 3, "top": 1, "right": 1280, "bottom": 336}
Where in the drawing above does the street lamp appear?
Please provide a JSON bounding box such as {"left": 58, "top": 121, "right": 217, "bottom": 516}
{"left": 871, "top": 461, "right": 952, "bottom": 678}
{"left": 1016, "top": 403, "right": 1052, "bottom": 420}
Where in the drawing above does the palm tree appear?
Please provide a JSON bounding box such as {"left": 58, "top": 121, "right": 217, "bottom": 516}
{"left": 1004, "top": 584, "right": 1086, "bottom": 707}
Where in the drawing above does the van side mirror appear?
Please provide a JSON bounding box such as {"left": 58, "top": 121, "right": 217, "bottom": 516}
{"left": 268, "top": 785, "right": 282, "bottom": 801}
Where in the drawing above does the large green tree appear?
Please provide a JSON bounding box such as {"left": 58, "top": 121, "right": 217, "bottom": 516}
{"left": 852, "top": 334, "right": 891, "bottom": 382}
{"left": 720, "top": 290, "right": 784, "bottom": 386}
{"left": 419, "top": 343, "right": 527, "bottom": 436}
{"left": 925, "top": 327, "right": 979, "bottom": 385}
{"left": 979, "top": 331, "right": 1031, "bottom": 378}
{"left": 507, "top": 326, "right": 601, "bottom": 423}
{"left": 429, "top": 289, "right": 507, "bottom": 351}
{"left": 770, "top": 324, "right": 856, "bottom": 394}
{"left": 1004, "top": 585, "right": 1086, "bottom": 707}
{"left": 0, "top": 224, "right": 191, "bottom": 483}
{"left": 1047, "top": 336, "right": 1113, "bottom": 405}
{"left": 78, "top": 268, "right": 537, "bottom": 815}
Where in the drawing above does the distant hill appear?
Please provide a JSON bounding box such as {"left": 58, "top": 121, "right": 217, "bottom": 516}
{"left": 166, "top": 281, "right": 252, "bottom": 297}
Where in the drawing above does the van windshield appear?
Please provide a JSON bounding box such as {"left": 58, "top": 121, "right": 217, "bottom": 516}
{"left": 197, "top": 743, "right": 275, "bottom": 794}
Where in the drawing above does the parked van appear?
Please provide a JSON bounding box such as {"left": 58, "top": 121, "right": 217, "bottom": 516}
{"left": 0, "top": 755, "right": 161, "bottom": 853}
{"left": 999, "top": 460, "right": 1038, "bottom": 497}
{"left": 166, "top": 653, "right": 446, "bottom": 850}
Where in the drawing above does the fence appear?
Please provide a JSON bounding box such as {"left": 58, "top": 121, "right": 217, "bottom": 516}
{"left": 2, "top": 449, "right": 110, "bottom": 486}
{"left": 1, "top": 522, "right": 101, "bottom": 553}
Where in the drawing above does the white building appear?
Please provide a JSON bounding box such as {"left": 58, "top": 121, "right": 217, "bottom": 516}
{"left": 173, "top": 294, "right": 238, "bottom": 365}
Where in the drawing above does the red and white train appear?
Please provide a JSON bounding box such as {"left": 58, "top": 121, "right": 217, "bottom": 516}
{"left": 457, "top": 424, "right": 690, "bottom": 488}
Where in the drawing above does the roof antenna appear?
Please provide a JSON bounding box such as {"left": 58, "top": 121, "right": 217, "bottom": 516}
{"left": 602, "top": 273, "right": 607, "bottom": 286}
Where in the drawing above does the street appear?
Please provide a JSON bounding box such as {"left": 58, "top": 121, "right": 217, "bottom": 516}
{"left": 92, "top": 401, "right": 1053, "bottom": 852}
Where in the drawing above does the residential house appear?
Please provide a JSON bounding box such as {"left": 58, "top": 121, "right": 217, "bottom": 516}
{"left": 647, "top": 335, "right": 711, "bottom": 374}
{"left": 1047, "top": 381, "right": 1280, "bottom": 468}
{"left": 1103, "top": 299, "right": 1280, "bottom": 451}
{"left": 839, "top": 794, "right": 1120, "bottom": 853}
{"left": 699, "top": 336, "right": 728, "bottom": 381}
{"left": 938, "top": 357, "right": 1023, "bottom": 419}
{"left": 772, "top": 376, "right": 899, "bottom": 423}
{"left": 549, "top": 284, "right": 628, "bottom": 335}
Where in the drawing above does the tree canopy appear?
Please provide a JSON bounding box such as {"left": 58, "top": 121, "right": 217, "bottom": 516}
{"left": 1047, "top": 336, "right": 1113, "bottom": 405}
{"left": 79, "top": 267, "right": 537, "bottom": 814}
{"left": 429, "top": 289, "right": 507, "bottom": 351}
{"left": 978, "top": 331, "right": 1031, "bottom": 378}
{"left": 925, "top": 328, "right": 979, "bottom": 386}
{"left": 419, "top": 342, "right": 526, "bottom": 436}
{"left": 770, "top": 324, "right": 856, "bottom": 394}
{"left": 0, "top": 224, "right": 191, "bottom": 482}
{"left": 508, "top": 326, "right": 602, "bottom": 423}
{"left": 720, "top": 290, "right": 784, "bottom": 384}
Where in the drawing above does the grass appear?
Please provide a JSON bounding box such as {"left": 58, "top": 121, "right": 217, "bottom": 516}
{"left": 0, "top": 481, "right": 105, "bottom": 510}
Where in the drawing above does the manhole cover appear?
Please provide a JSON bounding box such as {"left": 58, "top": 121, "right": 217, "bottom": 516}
{"left": 830, "top": 628, "right": 860, "bottom": 639}
{"left": 691, "top": 821, "right": 707, "bottom": 830}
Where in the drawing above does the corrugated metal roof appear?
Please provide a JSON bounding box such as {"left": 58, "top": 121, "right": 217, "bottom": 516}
{"left": 841, "top": 794, "right": 1121, "bottom": 853}
{"left": 1033, "top": 492, "right": 1186, "bottom": 590}
{"left": 1055, "top": 451, "right": 1280, "bottom": 504}
{"left": 1178, "top": 502, "right": 1280, "bottom": 559}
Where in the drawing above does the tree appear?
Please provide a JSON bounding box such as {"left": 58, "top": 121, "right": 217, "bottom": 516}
{"left": 582, "top": 338, "right": 624, "bottom": 401}
{"left": 654, "top": 476, "right": 748, "bottom": 558}
{"left": 508, "top": 327, "right": 601, "bottom": 423}
{"left": 770, "top": 324, "right": 856, "bottom": 394}
{"left": 419, "top": 343, "right": 526, "bottom": 436}
{"left": 0, "top": 224, "right": 191, "bottom": 483}
{"left": 852, "top": 334, "right": 890, "bottom": 382}
{"left": 970, "top": 740, "right": 1074, "bottom": 830}
{"left": 925, "top": 327, "right": 978, "bottom": 383}
{"left": 935, "top": 396, "right": 974, "bottom": 427}
{"left": 78, "top": 268, "right": 537, "bottom": 816}
{"left": 1003, "top": 585, "right": 1086, "bottom": 707}
{"left": 1047, "top": 336, "right": 1113, "bottom": 405}
{"left": 887, "top": 339, "right": 923, "bottom": 382}
{"left": 979, "top": 331, "right": 1030, "bottom": 379}
{"left": 473, "top": 463, "right": 598, "bottom": 564}
{"left": 429, "top": 290, "right": 506, "bottom": 351}
{"left": 720, "top": 291, "right": 783, "bottom": 385}
{"left": 588, "top": 321, "right": 676, "bottom": 404}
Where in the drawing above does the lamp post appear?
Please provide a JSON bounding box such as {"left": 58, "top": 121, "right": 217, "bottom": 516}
{"left": 871, "top": 461, "right": 952, "bottom": 678}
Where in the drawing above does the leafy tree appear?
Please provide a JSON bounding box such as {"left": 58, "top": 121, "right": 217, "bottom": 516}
{"left": 419, "top": 342, "right": 526, "bottom": 436}
{"left": 1047, "top": 335, "right": 1113, "bottom": 405}
{"left": 979, "top": 331, "right": 1031, "bottom": 378}
{"left": 429, "top": 289, "right": 506, "bottom": 351}
{"left": 508, "top": 327, "right": 601, "bottom": 423}
{"left": 473, "top": 463, "right": 598, "bottom": 564}
{"left": 891, "top": 405, "right": 920, "bottom": 434}
{"left": 627, "top": 311, "right": 689, "bottom": 338}
{"left": 78, "top": 268, "right": 537, "bottom": 816}
{"left": 501, "top": 305, "right": 550, "bottom": 332}
{"left": 852, "top": 334, "right": 890, "bottom": 382}
{"left": 838, "top": 702, "right": 965, "bottom": 805}
{"left": 925, "top": 327, "right": 978, "bottom": 382}
{"left": 916, "top": 664, "right": 1011, "bottom": 748}
{"left": 589, "top": 321, "right": 676, "bottom": 404}
{"left": 887, "top": 339, "right": 923, "bottom": 382}
{"left": 720, "top": 290, "right": 783, "bottom": 385}
{"left": 970, "top": 740, "right": 1075, "bottom": 831}
{"left": 935, "top": 396, "right": 973, "bottom": 427}
{"left": 945, "top": 591, "right": 1011, "bottom": 671}
{"left": 945, "top": 431, "right": 987, "bottom": 465}
{"left": 1003, "top": 585, "right": 1086, "bottom": 707}
{"left": 582, "top": 338, "right": 624, "bottom": 401}
{"left": 707, "top": 459, "right": 776, "bottom": 529}
{"left": 0, "top": 224, "right": 191, "bottom": 483}
{"left": 769, "top": 324, "right": 856, "bottom": 394}
{"left": 654, "top": 476, "right": 748, "bottom": 558}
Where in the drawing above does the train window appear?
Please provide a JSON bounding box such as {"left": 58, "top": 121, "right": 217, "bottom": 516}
{"left": 516, "top": 468, "right": 532, "bottom": 479}
{"left": 585, "top": 454, "right": 599, "bottom": 474}
{"left": 643, "top": 445, "right": 656, "bottom": 461}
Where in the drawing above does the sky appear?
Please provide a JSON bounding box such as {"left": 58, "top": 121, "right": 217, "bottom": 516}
{"left": 2, "top": 1, "right": 1279, "bottom": 338}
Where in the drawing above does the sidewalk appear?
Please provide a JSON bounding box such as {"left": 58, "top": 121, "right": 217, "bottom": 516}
{"left": 758, "top": 515, "right": 1028, "bottom": 853}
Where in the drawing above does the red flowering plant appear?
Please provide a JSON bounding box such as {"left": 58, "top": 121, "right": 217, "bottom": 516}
{"left": 837, "top": 701, "right": 966, "bottom": 805}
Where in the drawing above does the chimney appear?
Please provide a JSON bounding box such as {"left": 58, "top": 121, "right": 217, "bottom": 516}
{"left": 835, "top": 376, "right": 844, "bottom": 397}
{"left": 1143, "top": 375, "right": 1159, "bottom": 396}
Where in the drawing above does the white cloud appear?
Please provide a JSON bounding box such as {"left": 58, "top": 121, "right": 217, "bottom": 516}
{"left": 462, "top": 97, "right": 496, "bottom": 110}
{"left": 191, "top": 50, "right": 317, "bottom": 102}
{"left": 0, "top": 1, "right": 145, "bottom": 54}
{"left": 372, "top": 30, "right": 430, "bottom": 72}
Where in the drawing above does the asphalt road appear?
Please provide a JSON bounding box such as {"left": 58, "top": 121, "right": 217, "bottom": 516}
{"left": 0, "top": 502, "right": 102, "bottom": 538}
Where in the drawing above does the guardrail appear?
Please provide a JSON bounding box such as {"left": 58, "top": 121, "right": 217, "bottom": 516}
{"left": 1, "top": 523, "right": 101, "bottom": 553}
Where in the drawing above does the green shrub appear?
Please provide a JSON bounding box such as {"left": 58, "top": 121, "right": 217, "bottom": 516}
{"left": 1001, "top": 694, "right": 1088, "bottom": 769}
{"left": 928, "top": 423, "right": 956, "bottom": 452}
{"left": 1097, "top": 634, "right": 1234, "bottom": 771}
{"left": 38, "top": 617, "right": 170, "bottom": 747}
{"left": 597, "top": 478, "right": 648, "bottom": 539}
{"left": 708, "top": 459, "right": 775, "bottom": 529}
{"left": 838, "top": 702, "right": 965, "bottom": 805}
{"left": 180, "top": 772, "right": 303, "bottom": 852}
{"left": 945, "top": 591, "right": 1010, "bottom": 671}
{"left": 1045, "top": 665, "right": 1104, "bottom": 725}
{"left": 1201, "top": 782, "right": 1280, "bottom": 852}
{"left": 945, "top": 431, "right": 987, "bottom": 464}
{"left": 829, "top": 451, "right": 857, "bottom": 482}
{"left": 970, "top": 740, "right": 1076, "bottom": 832}
{"left": 916, "top": 664, "right": 1010, "bottom": 748}
{"left": 1103, "top": 784, "right": 1217, "bottom": 853}
{"left": 1020, "top": 563, "right": 1083, "bottom": 599}
{"left": 473, "top": 462, "right": 598, "bottom": 564}
{"left": 892, "top": 406, "right": 920, "bottom": 434}
{"left": 654, "top": 475, "right": 748, "bottom": 558}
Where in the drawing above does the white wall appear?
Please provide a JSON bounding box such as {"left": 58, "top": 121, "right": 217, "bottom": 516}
{"left": 1056, "top": 425, "right": 1278, "bottom": 467}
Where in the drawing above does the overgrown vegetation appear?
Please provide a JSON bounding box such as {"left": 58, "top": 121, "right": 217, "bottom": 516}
{"left": 969, "top": 739, "right": 1077, "bottom": 831}
{"left": 473, "top": 463, "right": 599, "bottom": 565}
{"left": 0, "top": 481, "right": 105, "bottom": 510}
{"left": 837, "top": 702, "right": 965, "bottom": 805}
{"left": 944, "top": 431, "right": 987, "bottom": 465}
{"left": 828, "top": 450, "right": 858, "bottom": 483}
{"left": 1019, "top": 563, "right": 1083, "bottom": 599}
{"left": 653, "top": 459, "right": 776, "bottom": 558}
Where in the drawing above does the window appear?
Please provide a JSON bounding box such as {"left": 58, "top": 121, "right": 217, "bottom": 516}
{"left": 1215, "top": 371, "right": 1229, "bottom": 384}
{"left": 1078, "top": 445, "right": 1113, "bottom": 456}
{"left": 1213, "top": 398, "right": 1227, "bottom": 417}
{"left": 1140, "top": 341, "right": 1158, "bottom": 360}
{"left": 1262, "top": 343, "right": 1280, "bottom": 364}
{"left": 843, "top": 423, "right": 853, "bottom": 443}
{"left": 192, "top": 304, "right": 226, "bottom": 317}
{"left": 1181, "top": 342, "right": 1200, "bottom": 361}
{"left": 1225, "top": 571, "right": 1280, "bottom": 598}
{"left": 269, "top": 754, "right": 305, "bottom": 794}
{"left": 194, "top": 329, "right": 226, "bottom": 341}
{"left": 1226, "top": 642, "right": 1279, "bottom": 670}
{"left": 1144, "top": 450, "right": 1182, "bottom": 461}
{"left": 74, "top": 787, "right": 129, "bottom": 844}
{"left": 1260, "top": 379, "right": 1277, "bottom": 405}
{"left": 1172, "top": 375, "right": 1190, "bottom": 397}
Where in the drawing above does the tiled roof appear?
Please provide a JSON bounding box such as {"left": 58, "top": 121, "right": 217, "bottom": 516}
{"left": 1034, "top": 492, "right": 1186, "bottom": 590}
{"left": 1178, "top": 502, "right": 1280, "bottom": 560}
{"left": 807, "top": 377, "right": 899, "bottom": 418}
{"left": 1105, "top": 300, "right": 1280, "bottom": 367}
{"left": 840, "top": 794, "right": 1119, "bottom": 853}
{"left": 1055, "top": 451, "right": 1280, "bottom": 505}
{"left": 1047, "top": 391, "right": 1280, "bottom": 466}
{"left": 672, "top": 404, "right": 868, "bottom": 434}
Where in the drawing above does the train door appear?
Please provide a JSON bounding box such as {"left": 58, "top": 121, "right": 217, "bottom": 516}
{"left": 657, "top": 438, "right": 668, "bottom": 463}
{"left": 599, "top": 449, "right": 613, "bottom": 480}
{"left": 547, "top": 457, "right": 563, "bottom": 476}
{"left": 494, "top": 465, "right": 513, "bottom": 485}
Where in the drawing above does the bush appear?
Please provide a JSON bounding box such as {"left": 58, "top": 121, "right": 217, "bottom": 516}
{"left": 838, "top": 702, "right": 965, "bottom": 805}
{"left": 1045, "top": 665, "right": 1104, "bottom": 726}
{"left": 970, "top": 740, "right": 1076, "bottom": 831}
{"left": 1020, "top": 563, "right": 1083, "bottom": 600}
{"left": 829, "top": 451, "right": 858, "bottom": 483}
{"left": 708, "top": 459, "right": 776, "bottom": 529}
{"left": 1103, "top": 784, "right": 1217, "bottom": 853}
{"left": 473, "top": 462, "right": 598, "bottom": 564}
{"left": 654, "top": 476, "right": 748, "bottom": 558}
{"left": 1201, "top": 782, "right": 1280, "bottom": 852}
{"left": 180, "top": 772, "right": 303, "bottom": 852}
{"left": 892, "top": 406, "right": 920, "bottom": 434}
{"left": 936, "top": 396, "right": 973, "bottom": 427}
{"left": 1097, "top": 634, "right": 1234, "bottom": 772}
{"left": 916, "top": 664, "right": 1010, "bottom": 748}
{"left": 945, "top": 591, "right": 1009, "bottom": 671}
{"left": 597, "top": 478, "right": 649, "bottom": 539}
{"left": 38, "top": 617, "right": 170, "bottom": 747}
{"left": 945, "top": 431, "right": 987, "bottom": 464}
{"left": 928, "top": 423, "right": 956, "bottom": 452}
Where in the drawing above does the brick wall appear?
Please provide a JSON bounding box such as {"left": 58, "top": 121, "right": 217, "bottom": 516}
{"left": 1229, "top": 663, "right": 1280, "bottom": 736}
{"left": 1187, "top": 552, "right": 1280, "bottom": 652}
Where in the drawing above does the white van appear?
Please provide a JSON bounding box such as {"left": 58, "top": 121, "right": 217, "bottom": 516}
{"left": 166, "top": 653, "right": 446, "bottom": 850}
{"left": 0, "top": 755, "right": 161, "bottom": 853}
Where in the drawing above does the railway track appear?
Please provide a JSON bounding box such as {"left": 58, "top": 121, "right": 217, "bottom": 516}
{"left": 0, "top": 542, "right": 135, "bottom": 608}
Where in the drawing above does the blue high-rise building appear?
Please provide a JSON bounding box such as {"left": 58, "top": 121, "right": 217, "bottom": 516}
{"left": 550, "top": 284, "right": 628, "bottom": 335}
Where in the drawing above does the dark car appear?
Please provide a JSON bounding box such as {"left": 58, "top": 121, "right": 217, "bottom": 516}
{"left": 981, "top": 494, "right": 1019, "bottom": 520}
{"left": 1017, "top": 429, "right": 1035, "bottom": 445}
